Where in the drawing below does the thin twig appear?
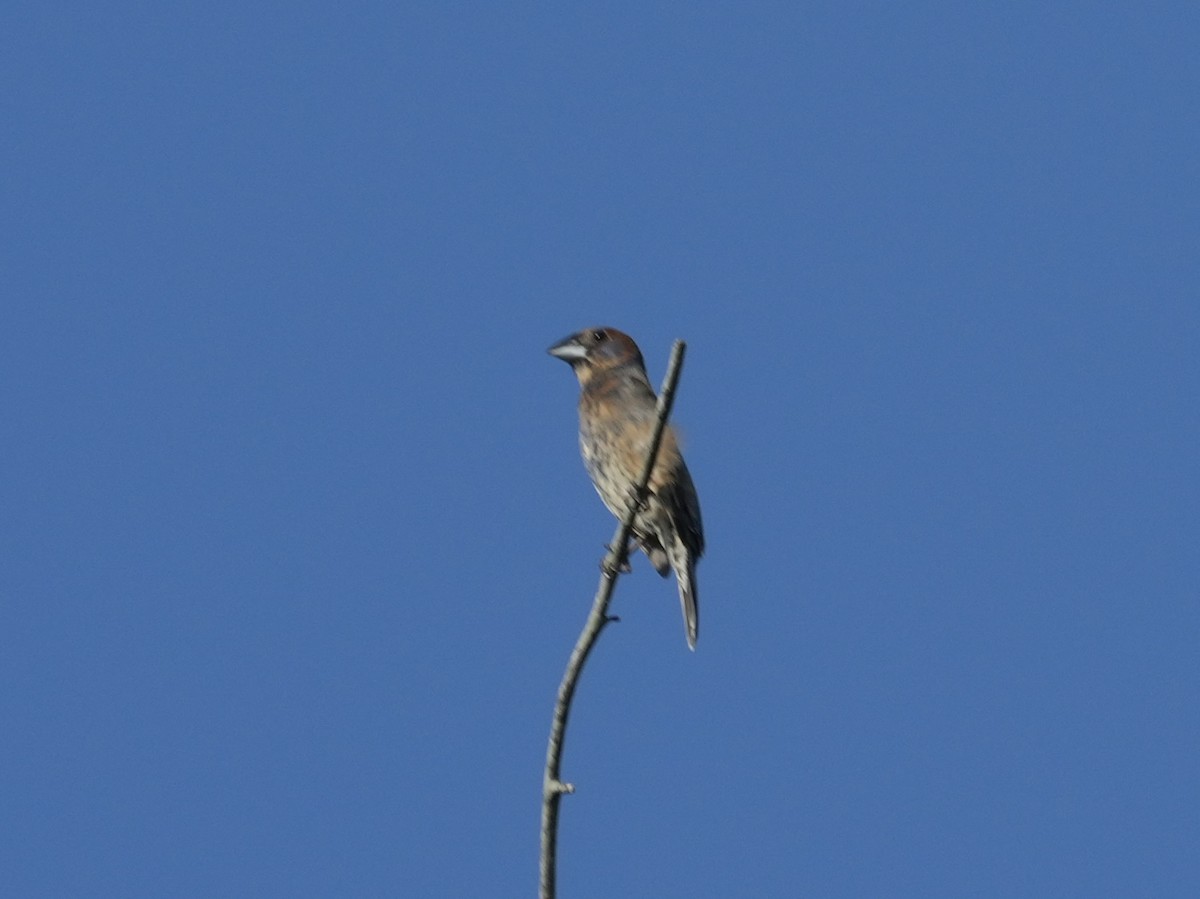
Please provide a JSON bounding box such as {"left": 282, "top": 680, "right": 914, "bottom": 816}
{"left": 539, "top": 339, "right": 687, "bottom": 899}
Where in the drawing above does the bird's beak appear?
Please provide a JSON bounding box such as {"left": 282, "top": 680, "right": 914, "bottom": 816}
{"left": 547, "top": 334, "right": 587, "bottom": 363}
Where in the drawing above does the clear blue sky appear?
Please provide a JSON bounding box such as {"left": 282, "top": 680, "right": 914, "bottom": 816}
{"left": 3, "top": 3, "right": 1197, "bottom": 896}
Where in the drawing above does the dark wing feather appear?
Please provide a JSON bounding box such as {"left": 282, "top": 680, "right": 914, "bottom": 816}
{"left": 661, "top": 461, "right": 704, "bottom": 557}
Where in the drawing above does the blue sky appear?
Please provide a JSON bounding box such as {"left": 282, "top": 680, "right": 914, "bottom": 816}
{"left": 3, "top": 3, "right": 1197, "bottom": 896}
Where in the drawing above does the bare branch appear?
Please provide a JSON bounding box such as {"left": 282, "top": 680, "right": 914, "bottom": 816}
{"left": 539, "top": 339, "right": 687, "bottom": 899}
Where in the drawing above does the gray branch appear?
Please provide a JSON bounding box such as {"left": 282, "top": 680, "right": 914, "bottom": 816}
{"left": 539, "top": 339, "right": 687, "bottom": 899}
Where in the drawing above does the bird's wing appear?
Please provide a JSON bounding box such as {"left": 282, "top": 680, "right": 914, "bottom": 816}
{"left": 662, "top": 461, "right": 704, "bottom": 557}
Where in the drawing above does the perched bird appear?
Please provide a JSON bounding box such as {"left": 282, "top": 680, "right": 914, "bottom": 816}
{"left": 548, "top": 327, "right": 705, "bottom": 649}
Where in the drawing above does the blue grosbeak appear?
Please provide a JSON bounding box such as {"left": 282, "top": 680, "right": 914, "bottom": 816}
{"left": 549, "top": 327, "right": 705, "bottom": 649}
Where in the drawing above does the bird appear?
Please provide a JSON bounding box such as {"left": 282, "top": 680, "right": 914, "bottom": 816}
{"left": 548, "top": 327, "right": 705, "bottom": 649}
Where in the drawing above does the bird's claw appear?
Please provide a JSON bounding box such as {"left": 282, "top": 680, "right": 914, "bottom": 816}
{"left": 600, "top": 543, "right": 633, "bottom": 574}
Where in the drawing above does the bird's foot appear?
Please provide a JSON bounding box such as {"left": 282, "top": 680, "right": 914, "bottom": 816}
{"left": 601, "top": 542, "right": 634, "bottom": 574}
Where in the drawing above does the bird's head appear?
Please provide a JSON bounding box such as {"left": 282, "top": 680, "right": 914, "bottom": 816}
{"left": 547, "top": 327, "right": 645, "bottom": 384}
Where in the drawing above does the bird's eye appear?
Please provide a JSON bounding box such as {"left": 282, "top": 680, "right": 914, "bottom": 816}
{"left": 590, "top": 329, "right": 607, "bottom": 342}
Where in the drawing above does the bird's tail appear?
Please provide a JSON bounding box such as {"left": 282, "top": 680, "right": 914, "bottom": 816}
{"left": 674, "top": 552, "right": 699, "bottom": 651}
